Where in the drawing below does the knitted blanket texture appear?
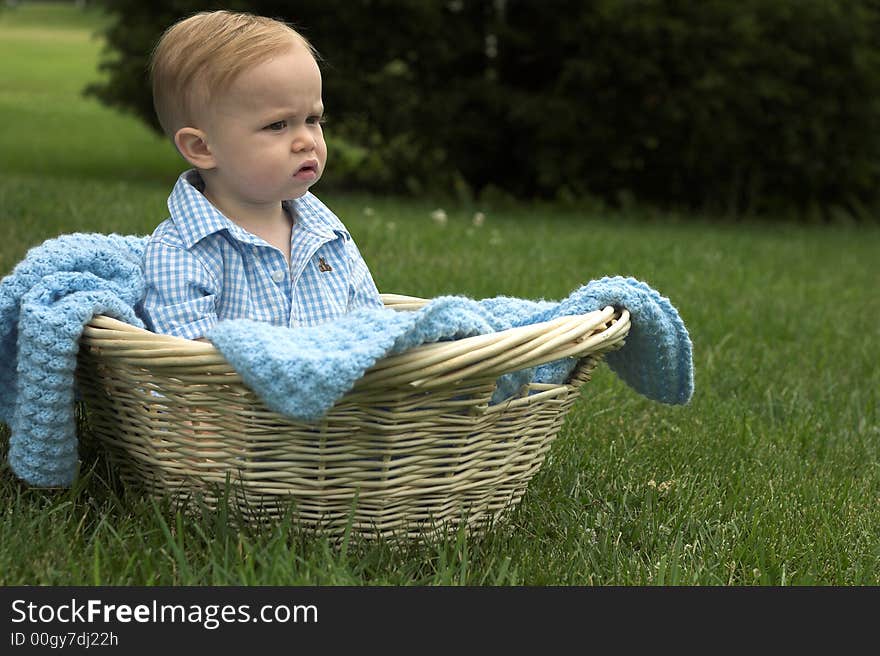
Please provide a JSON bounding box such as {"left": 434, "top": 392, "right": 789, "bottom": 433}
{"left": 1, "top": 233, "right": 693, "bottom": 488}
{"left": 0, "top": 234, "right": 147, "bottom": 487}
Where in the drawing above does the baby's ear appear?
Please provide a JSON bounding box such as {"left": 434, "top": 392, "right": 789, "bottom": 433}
{"left": 174, "top": 127, "right": 216, "bottom": 170}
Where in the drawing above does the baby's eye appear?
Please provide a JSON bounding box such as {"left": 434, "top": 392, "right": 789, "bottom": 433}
{"left": 265, "top": 120, "right": 287, "bottom": 131}
{"left": 306, "top": 115, "right": 325, "bottom": 126}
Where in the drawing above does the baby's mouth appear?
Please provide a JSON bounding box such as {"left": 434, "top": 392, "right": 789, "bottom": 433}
{"left": 294, "top": 161, "right": 319, "bottom": 180}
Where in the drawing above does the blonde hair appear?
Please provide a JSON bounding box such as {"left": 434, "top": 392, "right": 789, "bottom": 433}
{"left": 150, "top": 10, "right": 318, "bottom": 138}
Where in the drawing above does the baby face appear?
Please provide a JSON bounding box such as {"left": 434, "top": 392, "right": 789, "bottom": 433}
{"left": 200, "top": 40, "right": 327, "bottom": 206}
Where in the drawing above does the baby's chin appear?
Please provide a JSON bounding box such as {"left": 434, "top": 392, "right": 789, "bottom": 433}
{"left": 284, "top": 177, "right": 322, "bottom": 198}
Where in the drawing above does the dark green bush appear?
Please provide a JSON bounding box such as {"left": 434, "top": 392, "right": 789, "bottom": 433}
{"left": 87, "top": 0, "right": 880, "bottom": 218}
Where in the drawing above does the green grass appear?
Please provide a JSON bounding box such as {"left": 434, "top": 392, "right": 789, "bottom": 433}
{"left": 0, "top": 1, "right": 181, "bottom": 185}
{"left": 1, "top": 3, "right": 879, "bottom": 585}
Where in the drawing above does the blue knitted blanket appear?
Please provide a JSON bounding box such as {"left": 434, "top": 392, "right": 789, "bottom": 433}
{"left": 0, "top": 234, "right": 147, "bottom": 487}
{"left": 1, "top": 233, "right": 693, "bottom": 487}
{"left": 207, "top": 279, "right": 694, "bottom": 420}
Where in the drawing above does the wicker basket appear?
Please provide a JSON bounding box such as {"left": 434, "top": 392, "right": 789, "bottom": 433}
{"left": 75, "top": 294, "right": 630, "bottom": 540}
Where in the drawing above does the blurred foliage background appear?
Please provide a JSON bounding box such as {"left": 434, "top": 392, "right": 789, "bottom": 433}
{"left": 83, "top": 0, "right": 880, "bottom": 221}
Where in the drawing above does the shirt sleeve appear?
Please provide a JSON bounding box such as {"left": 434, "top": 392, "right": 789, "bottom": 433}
{"left": 140, "top": 240, "right": 219, "bottom": 339}
{"left": 345, "top": 239, "right": 384, "bottom": 311}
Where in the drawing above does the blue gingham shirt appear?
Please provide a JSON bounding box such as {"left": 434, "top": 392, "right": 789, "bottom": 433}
{"left": 141, "top": 170, "right": 382, "bottom": 339}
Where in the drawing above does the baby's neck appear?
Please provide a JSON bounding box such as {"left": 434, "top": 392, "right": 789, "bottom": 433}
{"left": 204, "top": 189, "right": 293, "bottom": 264}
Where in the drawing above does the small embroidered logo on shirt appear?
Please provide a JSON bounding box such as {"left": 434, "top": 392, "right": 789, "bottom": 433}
{"left": 318, "top": 257, "right": 333, "bottom": 272}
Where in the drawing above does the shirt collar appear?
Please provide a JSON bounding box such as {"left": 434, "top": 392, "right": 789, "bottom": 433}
{"left": 286, "top": 192, "right": 350, "bottom": 242}
{"left": 168, "top": 170, "right": 349, "bottom": 248}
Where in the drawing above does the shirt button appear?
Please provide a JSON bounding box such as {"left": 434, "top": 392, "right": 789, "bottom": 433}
{"left": 271, "top": 270, "right": 285, "bottom": 283}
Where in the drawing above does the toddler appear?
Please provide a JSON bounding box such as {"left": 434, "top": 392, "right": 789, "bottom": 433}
{"left": 141, "top": 10, "right": 383, "bottom": 339}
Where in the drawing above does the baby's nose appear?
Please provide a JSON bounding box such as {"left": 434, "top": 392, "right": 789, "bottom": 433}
{"left": 292, "top": 129, "right": 316, "bottom": 151}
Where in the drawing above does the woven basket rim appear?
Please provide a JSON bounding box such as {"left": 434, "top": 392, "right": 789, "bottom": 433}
{"left": 81, "top": 293, "right": 630, "bottom": 388}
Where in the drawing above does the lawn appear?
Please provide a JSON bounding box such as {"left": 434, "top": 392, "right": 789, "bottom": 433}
{"left": 1, "top": 2, "right": 878, "bottom": 585}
